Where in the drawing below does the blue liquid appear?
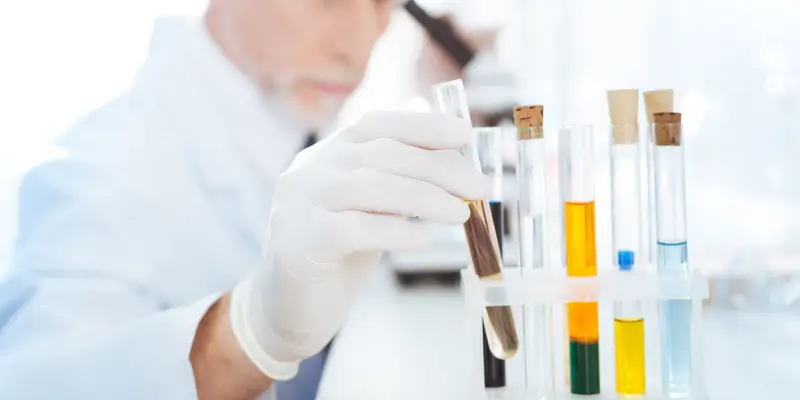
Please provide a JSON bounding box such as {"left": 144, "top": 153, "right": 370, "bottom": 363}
{"left": 657, "top": 241, "right": 692, "bottom": 398}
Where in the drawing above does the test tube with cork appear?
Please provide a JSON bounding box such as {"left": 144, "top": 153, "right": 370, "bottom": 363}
{"left": 652, "top": 112, "right": 693, "bottom": 398}
{"left": 513, "top": 106, "right": 555, "bottom": 395}
{"left": 608, "top": 89, "right": 647, "bottom": 396}
{"left": 643, "top": 89, "right": 674, "bottom": 267}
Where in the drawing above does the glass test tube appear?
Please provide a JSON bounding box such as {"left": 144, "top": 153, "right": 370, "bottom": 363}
{"left": 432, "top": 79, "right": 519, "bottom": 361}
{"left": 609, "top": 123, "right": 647, "bottom": 396}
{"left": 475, "top": 127, "right": 507, "bottom": 388}
{"left": 652, "top": 112, "right": 691, "bottom": 398}
{"left": 643, "top": 90, "right": 674, "bottom": 266}
{"left": 476, "top": 127, "right": 505, "bottom": 255}
{"left": 512, "top": 106, "right": 554, "bottom": 394}
{"left": 559, "top": 125, "right": 600, "bottom": 395}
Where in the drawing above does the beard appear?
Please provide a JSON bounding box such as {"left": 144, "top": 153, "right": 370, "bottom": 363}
{"left": 260, "top": 70, "right": 362, "bottom": 131}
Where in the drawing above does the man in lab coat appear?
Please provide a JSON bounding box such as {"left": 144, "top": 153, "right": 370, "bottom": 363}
{"left": 0, "top": 1, "right": 491, "bottom": 399}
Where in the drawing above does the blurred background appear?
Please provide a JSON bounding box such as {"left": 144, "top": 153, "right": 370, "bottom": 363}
{"left": 4, "top": 0, "right": 797, "bottom": 287}
{"left": 1, "top": 1, "right": 799, "bottom": 398}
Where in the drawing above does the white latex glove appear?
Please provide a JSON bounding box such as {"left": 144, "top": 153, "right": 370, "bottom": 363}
{"left": 229, "top": 111, "right": 490, "bottom": 380}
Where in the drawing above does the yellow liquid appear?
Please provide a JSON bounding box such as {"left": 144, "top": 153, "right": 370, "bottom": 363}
{"left": 615, "top": 318, "right": 646, "bottom": 395}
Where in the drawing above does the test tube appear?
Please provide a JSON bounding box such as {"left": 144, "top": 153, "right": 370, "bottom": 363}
{"left": 608, "top": 90, "right": 647, "bottom": 396}
{"left": 652, "top": 112, "right": 691, "bottom": 398}
{"left": 432, "top": 79, "right": 519, "bottom": 361}
{"left": 559, "top": 125, "right": 600, "bottom": 395}
{"left": 475, "top": 127, "right": 507, "bottom": 388}
{"left": 512, "top": 106, "right": 555, "bottom": 394}
{"left": 476, "top": 127, "right": 505, "bottom": 257}
{"left": 643, "top": 89, "right": 674, "bottom": 266}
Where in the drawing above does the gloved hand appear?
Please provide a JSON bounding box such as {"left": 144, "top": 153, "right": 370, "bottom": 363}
{"left": 229, "top": 111, "right": 490, "bottom": 380}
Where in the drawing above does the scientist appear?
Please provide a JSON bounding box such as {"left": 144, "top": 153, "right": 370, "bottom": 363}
{"left": 0, "top": 0, "right": 489, "bottom": 399}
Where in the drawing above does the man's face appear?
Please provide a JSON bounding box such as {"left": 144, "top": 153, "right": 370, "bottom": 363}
{"left": 212, "top": 0, "right": 395, "bottom": 126}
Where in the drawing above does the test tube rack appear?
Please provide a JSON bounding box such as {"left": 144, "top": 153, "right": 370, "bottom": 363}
{"left": 461, "top": 267, "right": 710, "bottom": 400}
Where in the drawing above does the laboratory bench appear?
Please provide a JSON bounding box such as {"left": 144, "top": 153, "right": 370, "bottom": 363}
{"left": 316, "top": 260, "right": 800, "bottom": 399}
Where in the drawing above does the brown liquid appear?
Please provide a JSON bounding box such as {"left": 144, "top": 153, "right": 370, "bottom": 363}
{"left": 464, "top": 200, "right": 519, "bottom": 359}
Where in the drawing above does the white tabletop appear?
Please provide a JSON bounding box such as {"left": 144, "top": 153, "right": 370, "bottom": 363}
{"left": 317, "top": 265, "right": 800, "bottom": 400}
{"left": 317, "top": 264, "right": 474, "bottom": 399}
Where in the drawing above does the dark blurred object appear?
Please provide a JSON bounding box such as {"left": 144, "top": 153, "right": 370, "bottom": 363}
{"left": 405, "top": 1, "right": 516, "bottom": 127}
{"left": 302, "top": 132, "right": 318, "bottom": 150}
{"left": 404, "top": 0, "right": 476, "bottom": 69}
{"left": 482, "top": 110, "right": 515, "bottom": 127}
{"left": 394, "top": 270, "right": 461, "bottom": 287}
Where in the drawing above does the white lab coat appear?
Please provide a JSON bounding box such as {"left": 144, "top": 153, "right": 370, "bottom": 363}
{"left": 0, "top": 16, "right": 313, "bottom": 399}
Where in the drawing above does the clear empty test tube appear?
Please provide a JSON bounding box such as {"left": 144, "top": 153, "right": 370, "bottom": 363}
{"left": 475, "top": 127, "right": 507, "bottom": 388}
{"left": 608, "top": 90, "right": 646, "bottom": 396}
{"left": 559, "top": 125, "right": 600, "bottom": 395}
{"left": 512, "top": 106, "right": 554, "bottom": 395}
{"left": 652, "top": 112, "right": 692, "bottom": 399}
{"left": 432, "top": 79, "right": 519, "bottom": 362}
{"left": 476, "top": 127, "right": 506, "bottom": 258}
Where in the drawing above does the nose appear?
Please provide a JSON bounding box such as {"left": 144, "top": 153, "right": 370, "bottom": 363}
{"left": 328, "top": 1, "right": 388, "bottom": 72}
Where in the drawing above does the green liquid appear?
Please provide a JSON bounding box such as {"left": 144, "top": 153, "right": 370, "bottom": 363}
{"left": 569, "top": 340, "right": 601, "bottom": 395}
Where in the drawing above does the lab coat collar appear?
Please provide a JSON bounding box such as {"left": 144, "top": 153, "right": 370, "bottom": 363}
{"left": 144, "top": 15, "right": 306, "bottom": 183}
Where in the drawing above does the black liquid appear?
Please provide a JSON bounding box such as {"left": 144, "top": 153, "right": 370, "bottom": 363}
{"left": 483, "top": 200, "right": 505, "bottom": 388}
{"left": 569, "top": 340, "right": 601, "bottom": 394}
{"left": 489, "top": 201, "right": 503, "bottom": 256}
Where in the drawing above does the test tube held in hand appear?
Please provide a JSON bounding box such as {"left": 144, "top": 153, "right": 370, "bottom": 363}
{"left": 432, "top": 80, "right": 519, "bottom": 361}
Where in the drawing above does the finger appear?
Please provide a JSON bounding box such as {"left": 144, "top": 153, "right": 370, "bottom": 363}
{"left": 353, "top": 138, "right": 490, "bottom": 201}
{"left": 335, "top": 211, "right": 437, "bottom": 253}
{"left": 322, "top": 168, "right": 470, "bottom": 224}
{"left": 345, "top": 110, "right": 471, "bottom": 150}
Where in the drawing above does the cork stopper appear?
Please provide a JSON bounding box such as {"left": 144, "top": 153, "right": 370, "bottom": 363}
{"left": 643, "top": 89, "right": 674, "bottom": 123}
{"left": 512, "top": 105, "right": 544, "bottom": 140}
{"left": 653, "top": 112, "right": 682, "bottom": 146}
{"left": 607, "top": 89, "right": 639, "bottom": 144}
